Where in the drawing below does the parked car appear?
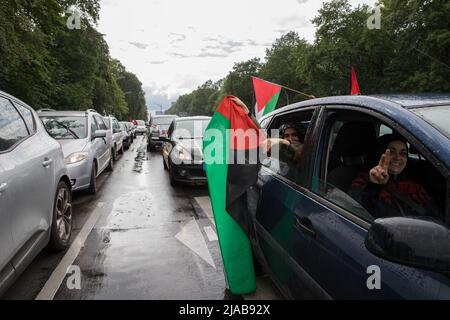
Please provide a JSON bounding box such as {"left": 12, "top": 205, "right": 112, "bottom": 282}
{"left": 0, "top": 90, "right": 73, "bottom": 296}
{"left": 246, "top": 94, "right": 450, "bottom": 299}
{"left": 120, "top": 121, "right": 133, "bottom": 150}
{"left": 39, "top": 109, "right": 113, "bottom": 194}
{"left": 162, "top": 116, "right": 211, "bottom": 186}
{"left": 104, "top": 115, "right": 124, "bottom": 160}
{"left": 148, "top": 115, "right": 179, "bottom": 150}
{"left": 136, "top": 120, "right": 147, "bottom": 135}
{"left": 129, "top": 121, "right": 137, "bottom": 139}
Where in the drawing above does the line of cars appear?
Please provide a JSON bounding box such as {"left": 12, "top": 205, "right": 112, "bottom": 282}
{"left": 0, "top": 90, "right": 137, "bottom": 296}
{"left": 148, "top": 115, "right": 211, "bottom": 186}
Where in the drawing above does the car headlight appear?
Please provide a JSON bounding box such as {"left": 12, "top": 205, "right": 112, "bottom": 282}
{"left": 65, "top": 152, "right": 88, "bottom": 164}
{"left": 171, "top": 146, "right": 192, "bottom": 163}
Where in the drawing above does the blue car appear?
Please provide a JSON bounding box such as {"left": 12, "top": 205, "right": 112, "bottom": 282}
{"left": 248, "top": 94, "right": 450, "bottom": 299}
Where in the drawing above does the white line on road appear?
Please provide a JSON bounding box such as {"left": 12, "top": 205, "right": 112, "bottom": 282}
{"left": 194, "top": 196, "right": 215, "bottom": 226}
{"left": 35, "top": 203, "right": 105, "bottom": 300}
{"left": 204, "top": 226, "right": 218, "bottom": 242}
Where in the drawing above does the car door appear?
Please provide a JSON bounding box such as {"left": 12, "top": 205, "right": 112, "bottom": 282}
{"left": 294, "top": 106, "right": 450, "bottom": 299}
{"left": 252, "top": 107, "right": 328, "bottom": 299}
{"left": 112, "top": 118, "right": 122, "bottom": 149}
{"left": 94, "top": 115, "right": 110, "bottom": 171}
{"left": 0, "top": 97, "right": 55, "bottom": 259}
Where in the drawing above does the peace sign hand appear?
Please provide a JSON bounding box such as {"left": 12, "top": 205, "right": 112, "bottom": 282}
{"left": 369, "top": 149, "right": 391, "bottom": 185}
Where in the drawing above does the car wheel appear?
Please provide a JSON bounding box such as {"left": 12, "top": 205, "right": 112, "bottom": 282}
{"left": 47, "top": 181, "right": 72, "bottom": 252}
{"left": 106, "top": 153, "right": 114, "bottom": 172}
{"left": 169, "top": 162, "right": 178, "bottom": 186}
{"left": 119, "top": 143, "right": 124, "bottom": 154}
{"left": 163, "top": 157, "right": 168, "bottom": 170}
{"left": 87, "top": 162, "right": 97, "bottom": 194}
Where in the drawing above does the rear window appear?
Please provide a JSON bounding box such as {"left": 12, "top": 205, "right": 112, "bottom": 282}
{"left": 411, "top": 105, "right": 450, "bottom": 138}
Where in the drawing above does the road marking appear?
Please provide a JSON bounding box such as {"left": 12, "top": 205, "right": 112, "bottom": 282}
{"left": 175, "top": 219, "right": 216, "bottom": 269}
{"left": 35, "top": 207, "right": 104, "bottom": 300}
{"left": 204, "top": 226, "right": 218, "bottom": 242}
{"left": 194, "top": 196, "right": 215, "bottom": 226}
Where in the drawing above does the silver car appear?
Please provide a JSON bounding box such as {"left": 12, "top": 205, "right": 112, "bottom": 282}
{"left": 39, "top": 110, "right": 113, "bottom": 194}
{"left": 104, "top": 116, "right": 124, "bottom": 161}
{"left": 0, "top": 91, "right": 72, "bottom": 296}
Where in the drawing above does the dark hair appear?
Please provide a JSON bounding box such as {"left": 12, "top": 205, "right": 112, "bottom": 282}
{"left": 368, "top": 133, "right": 409, "bottom": 167}
{"left": 279, "top": 123, "right": 305, "bottom": 142}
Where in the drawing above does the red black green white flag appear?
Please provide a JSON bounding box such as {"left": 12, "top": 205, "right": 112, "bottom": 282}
{"left": 203, "top": 96, "right": 265, "bottom": 294}
{"left": 252, "top": 76, "right": 282, "bottom": 120}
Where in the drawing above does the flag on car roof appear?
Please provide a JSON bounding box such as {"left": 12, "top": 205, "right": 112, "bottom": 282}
{"left": 203, "top": 96, "right": 262, "bottom": 294}
{"left": 351, "top": 66, "right": 361, "bottom": 95}
{"left": 252, "top": 76, "right": 282, "bottom": 120}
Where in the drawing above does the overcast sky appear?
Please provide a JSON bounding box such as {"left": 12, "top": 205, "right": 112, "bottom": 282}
{"left": 98, "top": 0, "right": 375, "bottom": 112}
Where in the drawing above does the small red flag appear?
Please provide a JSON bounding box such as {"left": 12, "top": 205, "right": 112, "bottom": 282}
{"left": 351, "top": 67, "right": 361, "bottom": 95}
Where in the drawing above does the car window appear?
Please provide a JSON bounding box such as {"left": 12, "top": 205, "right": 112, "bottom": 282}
{"left": 262, "top": 110, "right": 313, "bottom": 184}
{"left": 0, "top": 97, "right": 29, "bottom": 152}
{"left": 91, "top": 116, "right": 99, "bottom": 136}
{"left": 103, "top": 117, "right": 111, "bottom": 129}
{"left": 113, "top": 119, "right": 120, "bottom": 130}
{"left": 94, "top": 115, "right": 107, "bottom": 130}
{"left": 14, "top": 102, "right": 35, "bottom": 133}
{"left": 316, "top": 110, "right": 446, "bottom": 224}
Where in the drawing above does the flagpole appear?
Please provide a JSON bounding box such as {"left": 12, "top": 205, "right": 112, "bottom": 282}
{"left": 280, "top": 85, "right": 316, "bottom": 100}
{"left": 252, "top": 76, "right": 316, "bottom": 100}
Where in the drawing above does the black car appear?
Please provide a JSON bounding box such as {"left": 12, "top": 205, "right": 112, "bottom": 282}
{"left": 161, "top": 116, "right": 211, "bottom": 186}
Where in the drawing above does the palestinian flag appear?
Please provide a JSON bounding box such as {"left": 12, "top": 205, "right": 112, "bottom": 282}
{"left": 252, "top": 76, "right": 282, "bottom": 120}
{"left": 203, "top": 96, "right": 264, "bottom": 294}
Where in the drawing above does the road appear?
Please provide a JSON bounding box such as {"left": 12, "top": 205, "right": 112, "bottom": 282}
{"left": 3, "top": 135, "right": 281, "bottom": 300}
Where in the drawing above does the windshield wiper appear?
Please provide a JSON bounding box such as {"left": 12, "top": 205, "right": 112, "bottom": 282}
{"left": 48, "top": 119, "right": 80, "bottom": 139}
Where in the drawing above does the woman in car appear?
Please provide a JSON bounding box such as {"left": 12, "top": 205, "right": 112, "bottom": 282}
{"left": 348, "top": 134, "right": 442, "bottom": 220}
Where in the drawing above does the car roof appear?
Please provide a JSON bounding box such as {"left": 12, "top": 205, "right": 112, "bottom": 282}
{"left": 153, "top": 115, "right": 178, "bottom": 118}
{"left": 37, "top": 110, "right": 88, "bottom": 117}
{"left": 0, "top": 90, "right": 32, "bottom": 108}
{"left": 263, "top": 94, "right": 450, "bottom": 119}
{"left": 174, "top": 116, "right": 211, "bottom": 122}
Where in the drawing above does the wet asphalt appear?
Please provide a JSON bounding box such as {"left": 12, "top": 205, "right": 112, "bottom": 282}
{"left": 3, "top": 135, "right": 281, "bottom": 300}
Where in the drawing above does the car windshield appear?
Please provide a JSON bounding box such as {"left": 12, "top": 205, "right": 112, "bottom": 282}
{"left": 174, "top": 119, "right": 210, "bottom": 139}
{"left": 153, "top": 116, "right": 177, "bottom": 126}
{"left": 40, "top": 116, "right": 87, "bottom": 139}
{"left": 411, "top": 105, "right": 450, "bottom": 138}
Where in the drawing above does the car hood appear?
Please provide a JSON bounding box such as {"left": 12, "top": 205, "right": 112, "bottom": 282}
{"left": 176, "top": 138, "right": 204, "bottom": 161}
{"left": 58, "top": 139, "right": 89, "bottom": 157}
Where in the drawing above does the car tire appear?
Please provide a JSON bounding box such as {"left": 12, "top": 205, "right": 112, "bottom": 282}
{"left": 169, "top": 162, "right": 178, "bottom": 186}
{"left": 119, "top": 144, "right": 124, "bottom": 154}
{"left": 87, "top": 162, "right": 97, "bottom": 194}
{"left": 106, "top": 153, "right": 114, "bottom": 172}
{"left": 47, "top": 181, "right": 72, "bottom": 252}
{"left": 163, "top": 156, "right": 168, "bottom": 170}
{"left": 112, "top": 146, "right": 117, "bottom": 161}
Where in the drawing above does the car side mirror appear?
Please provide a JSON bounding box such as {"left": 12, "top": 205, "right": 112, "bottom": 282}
{"left": 365, "top": 217, "right": 450, "bottom": 273}
{"left": 113, "top": 128, "right": 121, "bottom": 134}
{"left": 93, "top": 129, "right": 106, "bottom": 139}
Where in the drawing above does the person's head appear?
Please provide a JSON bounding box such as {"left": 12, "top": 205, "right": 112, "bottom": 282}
{"left": 374, "top": 134, "right": 409, "bottom": 175}
{"left": 279, "top": 123, "right": 300, "bottom": 144}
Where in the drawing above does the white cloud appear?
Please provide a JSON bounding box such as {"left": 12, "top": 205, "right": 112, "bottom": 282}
{"left": 98, "top": 0, "right": 376, "bottom": 107}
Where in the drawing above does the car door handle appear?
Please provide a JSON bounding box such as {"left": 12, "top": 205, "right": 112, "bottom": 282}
{"left": 0, "top": 183, "right": 7, "bottom": 194}
{"left": 294, "top": 216, "right": 316, "bottom": 238}
{"left": 42, "top": 158, "right": 53, "bottom": 168}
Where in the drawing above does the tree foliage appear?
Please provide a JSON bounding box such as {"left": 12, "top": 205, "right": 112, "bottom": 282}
{"left": 0, "top": 0, "right": 146, "bottom": 120}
